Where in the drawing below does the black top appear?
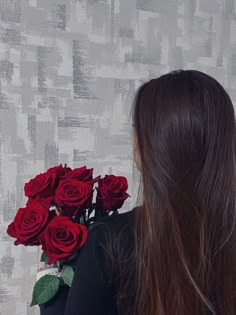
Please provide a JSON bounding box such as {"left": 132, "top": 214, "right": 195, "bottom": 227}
{"left": 39, "top": 208, "right": 136, "bottom": 315}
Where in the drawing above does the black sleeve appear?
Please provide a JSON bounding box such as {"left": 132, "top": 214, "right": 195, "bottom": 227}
{"left": 64, "top": 222, "right": 117, "bottom": 315}
{"left": 39, "top": 285, "right": 70, "bottom": 315}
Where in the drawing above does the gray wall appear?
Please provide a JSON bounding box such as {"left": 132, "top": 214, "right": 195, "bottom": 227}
{"left": 0, "top": 0, "right": 236, "bottom": 314}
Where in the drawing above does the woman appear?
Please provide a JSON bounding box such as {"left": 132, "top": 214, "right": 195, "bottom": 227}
{"left": 40, "top": 69, "right": 236, "bottom": 315}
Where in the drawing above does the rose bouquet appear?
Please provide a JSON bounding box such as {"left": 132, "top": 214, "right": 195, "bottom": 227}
{"left": 7, "top": 164, "right": 129, "bottom": 306}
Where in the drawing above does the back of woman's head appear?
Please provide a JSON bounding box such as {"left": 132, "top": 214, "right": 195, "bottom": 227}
{"left": 126, "top": 70, "right": 236, "bottom": 315}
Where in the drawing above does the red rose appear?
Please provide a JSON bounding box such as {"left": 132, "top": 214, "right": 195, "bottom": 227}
{"left": 96, "top": 175, "right": 129, "bottom": 211}
{"left": 62, "top": 165, "right": 100, "bottom": 186}
{"left": 7, "top": 199, "right": 52, "bottom": 246}
{"left": 62, "top": 165, "right": 93, "bottom": 182}
{"left": 54, "top": 179, "right": 93, "bottom": 216}
{"left": 24, "top": 172, "right": 56, "bottom": 199}
{"left": 38, "top": 216, "right": 88, "bottom": 264}
{"left": 26, "top": 196, "right": 52, "bottom": 208}
{"left": 24, "top": 164, "right": 70, "bottom": 199}
{"left": 47, "top": 163, "right": 72, "bottom": 176}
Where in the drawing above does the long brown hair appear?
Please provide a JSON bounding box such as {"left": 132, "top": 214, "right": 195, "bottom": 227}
{"left": 119, "top": 70, "right": 236, "bottom": 315}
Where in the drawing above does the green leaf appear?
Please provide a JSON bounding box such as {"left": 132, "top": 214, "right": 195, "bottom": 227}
{"left": 79, "top": 215, "right": 85, "bottom": 224}
{"left": 40, "top": 252, "right": 48, "bottom": 264}
{"left": 61, "top": 265, "right": 74, "bottom": 286}
{"left": 30, "top": 275, "right": 60, "bottom": 306}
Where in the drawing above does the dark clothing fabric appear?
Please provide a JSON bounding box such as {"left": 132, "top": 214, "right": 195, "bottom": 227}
{"left": 39, "top": 208, "right": 136, "bottom": 315}
{"left": 39, "top": 285, "right": 70, "bottom": 315}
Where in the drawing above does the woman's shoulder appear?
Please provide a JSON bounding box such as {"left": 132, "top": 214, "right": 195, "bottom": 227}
{"left": 88, "top": 207, "right": 137, "bottom": 240}
{"left": 91, "top": 207, "right": 136, "bottom": 228}
{"left": 84, "top": 207, "right": 137, "bottom": 258}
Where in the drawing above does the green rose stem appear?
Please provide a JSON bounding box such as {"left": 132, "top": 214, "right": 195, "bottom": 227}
{"left": 95, "top": 204, "right": 101, "bottom": 220}
{"left": 57, "top": 260, "right": 63, "bottom": 272}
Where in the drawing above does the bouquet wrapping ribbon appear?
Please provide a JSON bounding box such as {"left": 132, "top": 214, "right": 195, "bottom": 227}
{"left": 36, "top": 268, "right": 60, "bottom": 282}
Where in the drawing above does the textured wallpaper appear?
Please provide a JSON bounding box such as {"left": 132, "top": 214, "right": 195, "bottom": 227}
{"left": 0, "top": 0, "right": 236, "bottom": 314}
